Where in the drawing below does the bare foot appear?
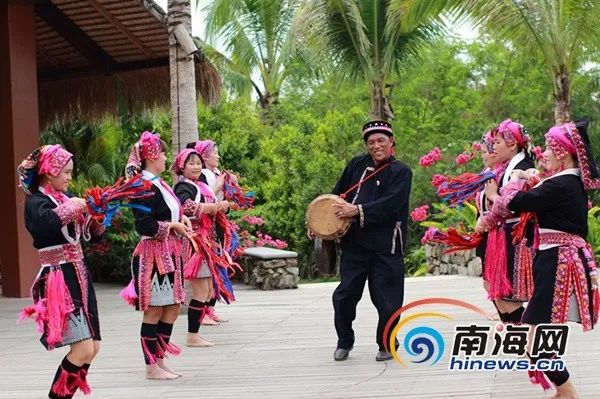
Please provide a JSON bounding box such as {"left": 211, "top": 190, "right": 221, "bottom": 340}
{"left": 211, "top": 312, "right": 229, "bottom": 322}
{"left": 186, "top": 333, "right": 215, "bottom": 347}
{"left": 486, "top": 312, "right": 500, "bottom": 321}
{"left": 145, "top": 363, "right": 179, "bottom": 380}
{"left": 554, "top": 380, "right": 579, "bottom": 399}
{"left": 201, "top": 317, "right": 219, "bottom": 326}
{"left": 156, "top": 358, "right": 181, "bottom": 377}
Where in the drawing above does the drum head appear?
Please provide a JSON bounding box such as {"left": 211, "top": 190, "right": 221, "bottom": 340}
{"left": 306, "top": 194, "right": 350, "bottom": 240}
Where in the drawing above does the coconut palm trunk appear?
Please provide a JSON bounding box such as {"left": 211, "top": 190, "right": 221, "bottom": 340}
{"left": 370, "top": 78, "right": 394, "bottom": 121}
{"left": 168, "top": 0, "right": 199, "bottom": 153}
{"left": 554, "top": 67, "right": 571, "bottom": 124}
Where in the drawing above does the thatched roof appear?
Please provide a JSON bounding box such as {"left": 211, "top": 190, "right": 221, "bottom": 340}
{"left": 36, "top": 0, "right": 221, "bottom": 127}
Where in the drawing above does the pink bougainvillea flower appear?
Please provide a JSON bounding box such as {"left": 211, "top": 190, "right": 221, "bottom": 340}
{"left": 410, "top": 205, "right": 430, "bottom": 222}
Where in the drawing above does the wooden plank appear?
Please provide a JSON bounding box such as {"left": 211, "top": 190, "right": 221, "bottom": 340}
{"left": 1, "top": 276, "right": 597, "bottom": 398}
{"left": 34, "top": 0, "right": 117, "bottom": 73}
{"left": 83, "top": 0, "right": 151, "bottom": 58}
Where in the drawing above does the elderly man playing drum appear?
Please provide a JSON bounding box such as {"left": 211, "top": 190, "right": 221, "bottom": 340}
{"left": 313, "top": 120, "right": 412, "bottom": 362}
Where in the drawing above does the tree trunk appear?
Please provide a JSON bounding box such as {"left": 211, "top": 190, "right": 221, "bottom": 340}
{"left": 370, "top": 79, "right": 393, "bottom": 121}
{"left": 168, "top": 0, "right": 198, "bottom": 154}
{"left": 554, "top": 67, "right": 571, "bottom": 124}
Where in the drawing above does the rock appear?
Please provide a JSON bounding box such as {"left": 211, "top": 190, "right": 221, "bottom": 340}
{"left": 425, "top": 244, "right": 433, "bottom": 258}
{"left": 441, "top": 253, "right": 450, "bottom": 263}
{"left": 261, "top": 276, "right": 274, "bottom": 290}
{"left": 286, "top": 267, "right": 299, "bottom": 276}
{"left": 439, "top": 263, "right": 448, "bottom": 274}
{"left": 457, "top": 265, "right": 468, "bottom": 275}
{"left": 467, "top": 257, "right": 483, "bottom": 277}
{"left": 285, "top": 258, "right": 298, "bottom": 267}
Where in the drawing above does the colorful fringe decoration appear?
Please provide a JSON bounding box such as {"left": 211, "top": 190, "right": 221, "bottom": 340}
{"left": 437, "top": 170, "right": 496, "bottom": 207}
{"left": 223, "top": 171, "right": 254, "bottom": 209}
{"left": 185, "top": 212, "right": 241, "bottom": 304}
{"left": 157, "top": 334, "right": 182, "bottom": 356}
{"left": 528, "top": 370, "right": 552, "bottom": 391}
{"left": 76, "top": 369, "right": 92, "bottom": 395}
{"left": 85, "top": 174, "right": 154, "bottom": 228}
{"left": 140, "top": 337, "right": 157, "bottom": 364}
{"left": 119, "top": 279, "right": 138, "bottom": 307}
{"left": 45, "top": 267, "right": 75, "bottom": 348}
{"left": 422, "top": 227, "right": 483, "bottom": 253}
{"left": 484, "top": 227, "right": 512, "bottom": 300}
{"left": 513, "top": 240, "right": 534, "bottom": 301}
{"left": 51, "top": 368, "right": 76, "bottom": 397}
{"left": 18, "top": 299, "right": 47, "bottom": 333}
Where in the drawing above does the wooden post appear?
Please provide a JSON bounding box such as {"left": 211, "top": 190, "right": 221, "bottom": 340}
{"left": 0, "top": 0, "right": 40, "bottom": 297}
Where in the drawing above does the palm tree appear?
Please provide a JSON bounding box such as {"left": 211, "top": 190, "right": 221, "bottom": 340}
{"left": 389, "top": 0, "right": 600, "bottom": 124}
{"left": 203, "top": 0, "right": 300, "bottom": 111}
{"left": 293, "top": 0, "right": 439, "bottom": 121}
{"left": 168, "top": 0, "right": 200, "bottom": 153}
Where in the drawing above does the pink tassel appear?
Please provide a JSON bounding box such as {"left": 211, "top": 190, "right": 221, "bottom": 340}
{"left": 157, "top": 334, "right": 182, "bottom": 356}
{"left": 484, "top": 227, "right": 512, "bottom": 300}
{"left": 119, "top": 279, "right": 138, "bottom": 307}
{"left": 528, "top": 370, "right": 552, "bottom": 391}
{"left": 140, "top": 338, "right": 156, "bottom": 364}
{"left": 184, "top": 254, "right": 202, "bottom": 280}
{"left": 45, "top": 268, "right": 74, "bottom": 347}
{"left": 51, "top": 368, "right": 74, "bottom": 396}
{"left": 18, "top": 299, "right": 48, "bottom": 334}
{"left": 76, "top": 369, "right": 92, "bottom": 395}
{"left": 154, "top": 339, "right": 166, "bottom": 359}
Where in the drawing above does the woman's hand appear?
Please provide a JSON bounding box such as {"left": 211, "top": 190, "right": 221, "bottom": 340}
{"left": 215, "top": 173, "right": 226, "bottom": 194}
{"left": 181, "top": 215, "right": 192, "bottom": 230}
{"left": 216, "top": 200, "right": 230, "bottom": 213}
{"left": 201, "top": 203, "right": 218, "bottom": 215}
{"left": 169, "top": 221, "right": 191, "bottom": 236}
{"left": 522, "top": 168, "right": 539, "bottom": 183}
{"left": 484, "top": 180, "right": 499, "bottom": 203}
{"left": 70, "top": 197, "right": 88, "bottom": 213}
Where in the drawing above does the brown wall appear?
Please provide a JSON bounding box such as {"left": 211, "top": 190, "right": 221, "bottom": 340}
{"left": 0, "top": 1, "right": 40, "bottom": 297}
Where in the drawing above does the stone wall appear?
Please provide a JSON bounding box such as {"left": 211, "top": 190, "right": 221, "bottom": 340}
{"left": 425, "top": 243, "right": 482, "bottom": 277}
{"left": 241, "top": 256, "right": 300, "bottom": 290}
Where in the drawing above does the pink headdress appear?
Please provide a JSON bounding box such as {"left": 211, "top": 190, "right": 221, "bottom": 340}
{"left": 126, "top": 131, "right": 163, "bottom": 179}
{"left": 481, "top": 130, "right": 495, "bottom": 154}
{"left": 545, "top": 124, "right": 577, "bottom": 159}
{"left": 494, "top": 119, "right": 530, "bottom": 149}
{"left": 17, "top": 144, "right": 73, "bottom": 195}
{"left": 546, "top": 119, "right": 600, "bottom": 190}
{"left": 38, "top": 145, "right": 73, "bottom": 176}
{"left": 194, "top": 140, "right": 216, "bottom": 159}
{"left": 173, "top": 148, "right": 199, "bottom": 175}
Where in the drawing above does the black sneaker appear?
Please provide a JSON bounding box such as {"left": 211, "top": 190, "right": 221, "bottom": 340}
{"left": 375, "top": 350, "right": 393, "bottom": 361}
{"left": 333, "top": 347, "right": 352, "bottom": 361}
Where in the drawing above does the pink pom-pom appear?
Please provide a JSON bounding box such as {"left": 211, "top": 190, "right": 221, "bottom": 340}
{"left": 119, "top": 279, "right": 138, "bottom": 307}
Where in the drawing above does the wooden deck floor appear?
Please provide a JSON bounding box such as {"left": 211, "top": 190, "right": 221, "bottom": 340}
{"left": 1, "top": 276, "right": 598, "bottom": 399}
